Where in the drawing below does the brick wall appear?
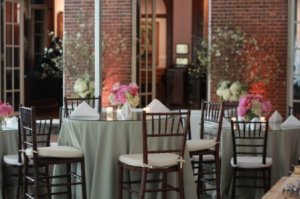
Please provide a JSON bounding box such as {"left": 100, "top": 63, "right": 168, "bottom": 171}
{"left": 211, "top": 0, "right": 288, "bottom": 116}
{"left": 64, "top": 0, "right": 95, "bottom": 97}
{"left": 64, "top": 0, "right": 132, "bottom": 106}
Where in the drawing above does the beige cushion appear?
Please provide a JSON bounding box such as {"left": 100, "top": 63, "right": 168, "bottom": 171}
{"left": 3, "top": 154, "right": 22, "bottom": 166}
{"left": 50, "top": 142, "right": 58, "bottom": 147}
{"left": 231, "top": 156, "right": 272, "bottom": 168}
{"left": 26, "top": 146, "right": 83, "bottom": 158}
{"left": 119, "top": 153, "right": 179, "bottom": 168}
{"left": 192, "top": 154, "right": 215, "bottom": 162}
{"left": 3, "top": 154, "right": 33, "bottom": 165}
{"left": 187, "top": 139, "right": 216, "bottom": 152}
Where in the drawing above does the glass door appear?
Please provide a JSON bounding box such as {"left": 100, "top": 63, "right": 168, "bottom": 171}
{"left": 0, "top": 0, "right": 24, "bottom": 109}
{"left": 137, "top": 0, "right": 157, "bottom": 107}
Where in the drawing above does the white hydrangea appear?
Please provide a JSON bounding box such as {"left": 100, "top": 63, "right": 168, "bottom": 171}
{"left": 222, "top": 89, "right": 231, "bottom": 101}
{"left": 73, "top": 77, "right": 89, "bottom": 98}
{"left": 217, "top": 80, "right": 247, "bottom": 102}
{"left": 230, "top": 81, "right": 242, "bottom": 95}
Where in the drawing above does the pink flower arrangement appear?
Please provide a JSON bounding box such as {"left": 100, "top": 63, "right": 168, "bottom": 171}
{"left": 108, "top": 82, "right": 140, "bottom": 107}
{"left": 0, "top": 101, "right": 14, "bottom": 118}
{"left": 237, "top": 94, "right": 272, "bottom": 120}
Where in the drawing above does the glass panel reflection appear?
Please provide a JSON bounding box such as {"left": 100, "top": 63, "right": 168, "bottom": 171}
{"left": 6, "top": 47, "right": 12, "bottom": 67}
{"left": 14, "top": 25, "right": 20, "bottom": 44}
{"left": 6, "top": 25, "right": 12, "bottom": 45}
{"left": 14, "top": 69, "right": 20, "bottom": 89}
{"left": 5, "top": 2, "right": 12, "bottom": 22}
{"left": 6, "top": 70, "right": 12, "bottom": 90}
{"left": 13, "top": 3, "right": 19, "bottom": 23}
{"left": 14, "top": 48, "right": 20, "bottom": 67}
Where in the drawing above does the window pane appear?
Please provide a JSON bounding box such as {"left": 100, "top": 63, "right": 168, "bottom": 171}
{"left": 6, "top": 25, "right": 12, "bottom": 45}
{"left": 14, "top": 48, "right": 20, "bottom": 66}
{"left": 14, "top": 93, "right": 20, "bottom": 110}
{"left": 6, "top": 70, "right": 12, "bottom": 90}
{"left": 14, "top": 25, "right": 20, "bottom": 45}
{"left": 13, "top": 3, "right": 19, "bottom": 23}
{"left": 5, "top": 2, "right": 12, "bottom": 22}
{"left": 6, "top": 47, "right": 12, "bottom": 67}
{"left": 14, "top": 69, "right": 20, "bottom": 89}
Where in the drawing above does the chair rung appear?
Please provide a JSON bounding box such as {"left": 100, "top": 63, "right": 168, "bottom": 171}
{"left": 235, "top": 185, "right": 266, "bottom": 189}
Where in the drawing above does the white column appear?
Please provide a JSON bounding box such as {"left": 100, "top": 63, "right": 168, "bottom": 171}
{"left": 95, "top": 0, "right": 102, "bottom": 98}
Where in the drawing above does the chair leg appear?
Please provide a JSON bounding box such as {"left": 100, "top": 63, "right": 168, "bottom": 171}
{"left": 66, "top": 163, "right": 72, "bottom": 199}
{"left": 267, "top": 168, "right": 271, "bottom": 190}
{"left": 197, "top": 155, "right": 203, "bottom": 196}
{"left": 44, "top": 165, "right": 51, "bottom": 199}
{"left": 215, "top": 156, "right": 221, "bottom": 199}
{"left": 162, "top": 173, "right": 167, "bottom": 199}
{"left": 81, "top": 160, "right": 87, "bottom": 199}
{"left": 231, "top": 169, "right": 236, "bottom": 199}
{"left": 262, "top": 169, "right": 268, "bottom": 193}
{"left": 140, "top": 168, "right": 147, "bottom": 199}
{"left": 17, "top": 166, "right": 23, "bottom": 199}
{"left": 178, "top": 168, "right": 185, "bottom": 199}
{"left": 118, "top": 163, "right": 123, "bottom": 199}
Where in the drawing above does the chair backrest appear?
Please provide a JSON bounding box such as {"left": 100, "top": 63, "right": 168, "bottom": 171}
{"left": 223, "top": 101, "right": 238, "bottom": 119}
{"left": 142, "top": 110, "right": 191, "bottom": 165}
{"left": 230, "top": 120, "right": 269, "bottom": 165}
{"left": 200, "top": 100, "right": 224, "bottom": 142}
{"left": 64, "top": 96, "right": 101, "bottom": 117}
{"left": 19, "top": 106, "right": 53, "bottom": 157}
{"left": 288, "top": 106, "right": 300, "bottom": 119}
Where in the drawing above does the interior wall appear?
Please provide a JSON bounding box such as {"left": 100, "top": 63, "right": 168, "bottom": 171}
{"left": 54, "top": 0, "right": 64, "bottom": 37}
{"left": 173, "top": 0, "right": 192, "bottom": 65}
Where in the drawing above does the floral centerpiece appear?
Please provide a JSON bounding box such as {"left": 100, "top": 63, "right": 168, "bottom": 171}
{"left": 0, "top": 101, "right": 14, "bottom": 127}
{"left": 108, "top": 82, "right": 140, "bottom": 108}
{"left": 237, "top": 94, "right": 272, "bottom": 121}
{"left": 73, "top": 72, "right": 95, "bottom": 98}
{"left": 216, "top": 80, "right": 247, "bottom": 102}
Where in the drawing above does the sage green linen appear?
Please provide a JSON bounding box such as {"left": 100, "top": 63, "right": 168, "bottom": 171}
{"left": 55, "top": 118, "right": 197, "bottom": 199}
{"left": 210, "top": 126, "right": 300, "bottom": 199}
{"left": 0, "top": 128, "right": 19, "bottom": 199}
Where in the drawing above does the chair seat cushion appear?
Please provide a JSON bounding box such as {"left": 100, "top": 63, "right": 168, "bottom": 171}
{"left": 230, "top": 156, "right": 272, "bottom": 168}
{"left": 3, "top": 154, "right": 22, "bottom": 166}
{"left": 26, "top": 146, "right": 83, "bottom": 158}
{"left": 186, "top": 139, "right": 216, "bottom": 152}
{"left": 119, "top": 153, "right": 180, "bottom": 168}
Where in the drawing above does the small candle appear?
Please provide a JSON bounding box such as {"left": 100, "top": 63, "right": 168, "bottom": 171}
{"left": 143, "top": 107, "right": 150, "bottom": 112}
{"left": 231, "top": 117, "right": 237, "bottom": 130}
{"left": 107, "top": 107, "right": 113, "bottom": 114}
{"left": 107, "top": 107, "right": 113, "bottom": 120}
{"left": 260, "top": 117, "right": 266, "bottom": 122}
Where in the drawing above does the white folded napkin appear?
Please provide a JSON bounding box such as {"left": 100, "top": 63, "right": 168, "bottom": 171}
{"left": 5, "top": 116, "right": 18, "bottom": 129}
{"left": 281, "top": 115, "right": 300, "bottom": 129}
{"left": 222, "top": 117, "right": 231, "bottom": 128}
{"left": 144, "top": 99, "right": 170, "bottom": 113}
{"left": 117, "top": 102, "right": 132, "bottom": 120}
{"left": 268, "top": 111, "right": 283, "bottom": 123}
{"left": 269, "top": 122, "right": 281, "bottom": 131}
{"left": 70, "top": 101, "right": 100, "bottom": 120}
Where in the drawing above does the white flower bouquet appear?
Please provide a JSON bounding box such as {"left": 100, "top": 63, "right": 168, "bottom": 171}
{"left": 216, "top": 80, "right": 247, "bottom": 102}
{"left": 73, "top": 73, "right": 95, "bottom": 98}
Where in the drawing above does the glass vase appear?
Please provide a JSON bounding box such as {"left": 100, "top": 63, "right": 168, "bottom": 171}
{"left": 0, "top": 117, "right": 6, "bottom": 130}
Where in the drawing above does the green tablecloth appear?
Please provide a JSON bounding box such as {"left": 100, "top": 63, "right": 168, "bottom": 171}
{"left": 0, "top": 127, "right": 19, "bottom": 199}
{"left": 217, "top": 126, "right": 300, "bottom": 199}
{"left": 55, "top": 118, "right": 197, "bottom": 199}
